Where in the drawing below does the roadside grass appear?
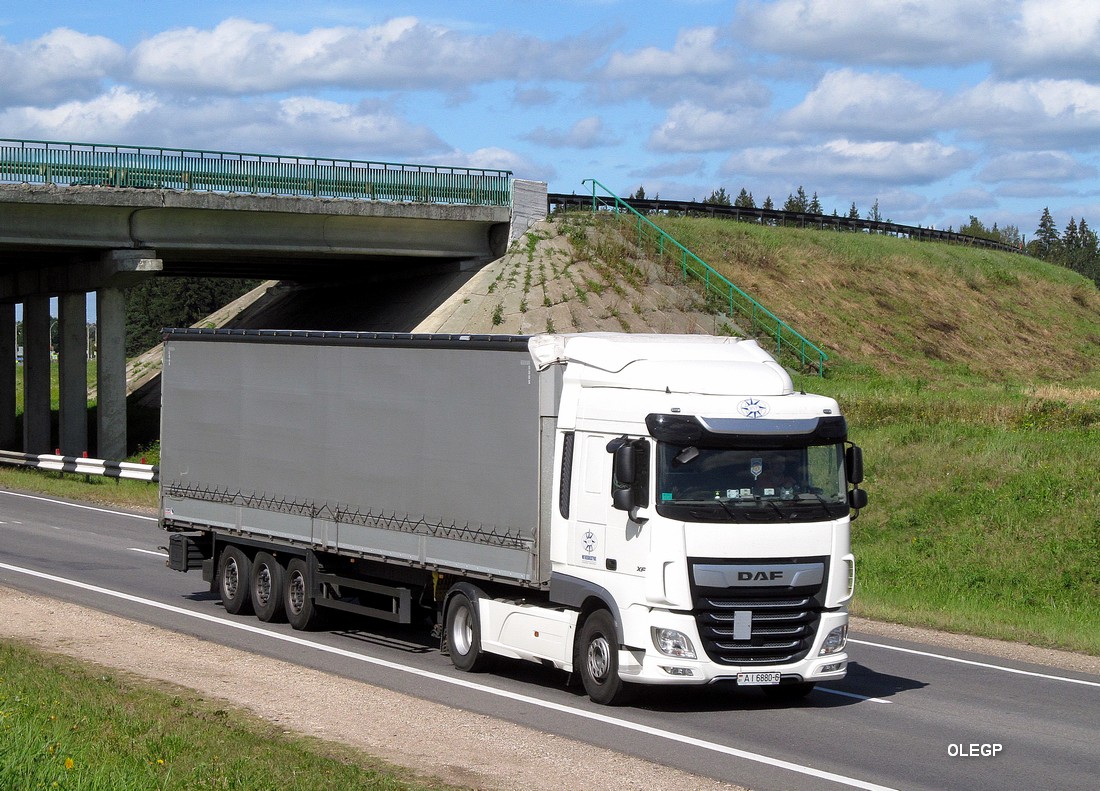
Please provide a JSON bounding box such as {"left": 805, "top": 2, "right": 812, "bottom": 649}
{"left": 0, "top": 641, "right": 440, "bottom": 790}
{"left": 819, "top": 369, "right": 1100, "bottom": 654}
{"left": 573, "top": 211, "right": 1100, "bottom": 654}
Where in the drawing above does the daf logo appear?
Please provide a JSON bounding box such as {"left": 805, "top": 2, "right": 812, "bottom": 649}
{"left": 739, "top": 570, "right": 784, "bottom": 582}
{"left": 738, "top": 398, "right": 769, "bottom": 418}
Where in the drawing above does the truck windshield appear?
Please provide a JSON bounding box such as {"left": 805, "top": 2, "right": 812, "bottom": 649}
{"left": 654, "top": 443, "right": 849, "bottom": 523}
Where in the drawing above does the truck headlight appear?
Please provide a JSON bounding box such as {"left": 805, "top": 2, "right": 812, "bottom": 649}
{"left": 652, "top": 627, "right": 697, "bottom": 659}
{"left": 819, "top": 625, "right": 848, "bottom": 656}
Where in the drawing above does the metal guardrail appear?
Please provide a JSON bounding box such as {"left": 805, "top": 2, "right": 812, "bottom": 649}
{"left": 573, "top": 179, "right": 828, "bottom": 375}
{"left": 548, "top": 193, "right": 1024, "bottom": 255}
{"left": 0, "top": 449, "right": 158, "bottom": 482}
{"left": 0, "top": 138, "right": 513, "bottom": 206}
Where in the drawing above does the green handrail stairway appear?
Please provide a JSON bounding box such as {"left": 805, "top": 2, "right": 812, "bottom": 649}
{"left": 578, "top": 179, "right": 828, "bottom": 374}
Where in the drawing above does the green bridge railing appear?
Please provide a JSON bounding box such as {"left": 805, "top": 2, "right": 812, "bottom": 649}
{"left": 577, "top": 179, "right": 828, "bottom": 374}
{"left": 0, "top": 139, "right": 513, "bottom": 206}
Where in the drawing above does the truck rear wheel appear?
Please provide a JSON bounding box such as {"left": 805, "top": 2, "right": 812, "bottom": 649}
{"left": 251, "top": 552, "right": 287, "bottom": 623}
{"left": 445, "top": 585, "right": 491, "bottom": 672}
{"left": 217, "top": 546, "right": 253, "bottom": 615}
{"left": 578, "top": 609, "right": 632, "bottom": 705}
{"left": 284, "top": 558, "right": 324, "bottom": 631}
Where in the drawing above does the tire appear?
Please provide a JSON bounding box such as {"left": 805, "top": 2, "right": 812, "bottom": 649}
{"left": 251, "top": 552, "right": 286, "bottom": 623}
{"left": 217, "top": 546, "right": 253, "bottom": 615}
{"left": 445, "top": 586, "right": 491, "bottom": 672}
{"left": 284, "top": 557, "right": 324, "bottom": 631}
{"left": 577, "top": 609, "right": 632, "bottom": 705}
{"left": 762, "top": 682, "right": 816, "bottom": 701}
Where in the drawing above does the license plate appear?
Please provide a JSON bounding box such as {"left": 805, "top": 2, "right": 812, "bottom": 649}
{"left": 737, "top": 672, "right": 781, "bottom": 686}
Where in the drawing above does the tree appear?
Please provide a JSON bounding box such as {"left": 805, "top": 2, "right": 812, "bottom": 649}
{"left": 809, "top": 192, "right": 823, "bottom": 215}
{"left": 125, "top": 277, "right": 260, "bottom": 357}
{"left": 847, "top": 202, "right": 860, "bottom": 220}
{"left": 734, "top": 188, "right": 755, "bottom": 208}
{"left": 866, "top": 199, "right": 883, "bottom": 223}
{"left": 762, "top": 196, "right": 775, "bottom": 211}
{"left": 783, "top": 186, "right": 808, "bottom": 213}
{"left": 1033, "top": 207, "right": 1060, "bottom": 260}
{"left": 704, "top": 187, "right": 731, "bottom": 206}
{"left": 629, "top": 185, "right": 646, "bottom": 201}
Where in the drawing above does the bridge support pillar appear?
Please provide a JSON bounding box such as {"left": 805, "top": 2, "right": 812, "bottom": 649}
{"left": 0, "top": 304, "right": 14, "bottom": 449}
{"left": 22, "top": 297, "right": 51, "bottom": 454}
{"left": 58, "top": 292, "right": 88, "bottom": 456}
{"left": 96, "top": 286, "right": 127, "bottom": 460}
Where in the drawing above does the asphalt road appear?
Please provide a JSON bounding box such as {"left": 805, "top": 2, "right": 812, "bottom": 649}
{"left": 1, "top": 488, "right": 1098, "bottom": 791}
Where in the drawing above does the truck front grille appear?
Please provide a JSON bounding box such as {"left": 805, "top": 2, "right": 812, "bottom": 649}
{"left": 689, "top": 557, "right": 828, "bottom": 666}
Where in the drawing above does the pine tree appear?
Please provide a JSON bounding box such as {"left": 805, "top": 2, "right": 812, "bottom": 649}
{"left": 809, "top": 192, "right": 822, "bottom": 215}
{"left": 629, "top": 185, "right": 646, "bottom": 201}
{"left": 847, "top": 202, "right": 859, "bottom": 220}
{"left": 866, "top": 200, "right": 883, "bottom": 223}
{"left": 704, "top": 187, "right": 731, "bottom": 206}
{"left": 783, "top": 186, "right": 808, "bottom": 213}
{"left": 762, "top": 196, "right": 775, "bottom": 211}
{"left": 1033, "top": 207, "right": 1060, "bottom": 260}
{"left": 734, "top": 188, "right": 755, "bottom": 208}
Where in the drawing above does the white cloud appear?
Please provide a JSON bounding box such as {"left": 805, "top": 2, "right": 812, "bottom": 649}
{"left": 0, "top": 86, "right": 155, "bottom": 141}
{"left": 736, "top": 0, "right": 1002, "bottom": 66}
{"left": 979, "top": 151, "right": 1096, "bottom": 182}
{"left": 649, "top": 102, "right": 767, "bottom": 152}
{"left": 783, "top": 69, "right": 944, "bottom": 140}
{"left": 951, "top": 78, "right": 1100, "bottom": 147}
{"left": 524, "top": 116, "right": 610, "bottom": 149}
{"left": 598, "top": 26, "right": 768, "bottom": 107}
{"left": 0, "top": 28, "right": 125, "bottom": 105}
{"left": 129, "top": 17, "right": 604, "bottom": 94}
{"left": 722, "top": 139, "right": 975, "bottom": 185}
{"left": 997, "top": 0, "right": 1100, "bottom": 79}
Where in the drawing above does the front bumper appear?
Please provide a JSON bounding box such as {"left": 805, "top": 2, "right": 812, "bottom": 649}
{"left": 617, "top": 609, "right": 849, "bottom": 686}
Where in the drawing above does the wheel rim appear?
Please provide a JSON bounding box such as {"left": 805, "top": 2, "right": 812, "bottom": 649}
{"left": 586, "top": 634, "right": 612, "bottom": 683}
{"left": 451, "top": 604, "right": 473, "bottom": 656}
{"left": 288, "top": 571, "right": 306, "bottom": 615}
{"left": 255, "top": 565, "right": 272, "bottom": 606}
{"left": 224, "top": 557, "right": 240, "bottom": 599}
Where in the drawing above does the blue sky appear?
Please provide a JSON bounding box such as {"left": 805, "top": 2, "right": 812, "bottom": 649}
{"left": 2, "top": 0, "right": 1099, "bottom": 242}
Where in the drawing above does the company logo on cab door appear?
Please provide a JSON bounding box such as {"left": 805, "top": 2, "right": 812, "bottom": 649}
{"left": 738, "top": 398, "right": 769, "bottom": 418}
{"left": 581, "top": 530, "right": 597, "bottom": 563}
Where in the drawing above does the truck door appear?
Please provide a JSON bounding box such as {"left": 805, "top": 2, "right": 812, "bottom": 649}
{"left": 571, "top": 433, "right": 647, "bottom": 578}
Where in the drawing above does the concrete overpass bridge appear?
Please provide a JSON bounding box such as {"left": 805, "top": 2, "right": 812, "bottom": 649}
{"left": 0, "top": 139, "right": 547, "bottom": 459}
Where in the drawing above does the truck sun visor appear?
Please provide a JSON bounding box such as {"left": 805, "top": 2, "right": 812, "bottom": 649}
{"left": 646, "top": 413, "right": 848, "bottom": 448}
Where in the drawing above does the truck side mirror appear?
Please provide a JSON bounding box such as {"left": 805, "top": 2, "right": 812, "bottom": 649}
{"left": 608, "top": 437, "right": 649, "bottom": 512}
{"left": 848, "top": 488, "right": 868, "bottom": 511}
{"left": 845, "top": 444, "right": 864, "bottom": 485}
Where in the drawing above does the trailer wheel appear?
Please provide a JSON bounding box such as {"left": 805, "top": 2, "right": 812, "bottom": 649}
{"left": 578, "top": 609, "right": 631, "bottom": 705}
{"left": 445, "top": 585, "right": 491, "bottom": 672}
{"left": 284, "top": 558, "right": 324, "bottom": 631}
{"left": 217, "top": 546, "right": 253, "bottom": 615}
{"left": 251, "top": 552, "right": 287, "bottom": 623}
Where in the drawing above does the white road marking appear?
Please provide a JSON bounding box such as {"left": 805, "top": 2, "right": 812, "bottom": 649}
{"left": 849, "top": 638, "right": 1100, "bottom": 688}
{"left": 0, "top": 490, "right": 157, "bottom": 521}
{"left": 0, "top": 561, "right": 898, "bottom": 791}
{"left": 128, "top": 548, "right": 169, "bottom": 557}
{"left": 816, "top": 687, "right": 892, "bottom": 704}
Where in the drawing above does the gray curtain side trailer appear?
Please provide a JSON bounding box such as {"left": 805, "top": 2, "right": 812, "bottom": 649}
{"left": 162, "top": 329, "right": 562, "bottom": 627}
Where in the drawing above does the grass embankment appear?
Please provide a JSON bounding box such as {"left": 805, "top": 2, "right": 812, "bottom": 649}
{"left": 647, "top": 216, "right": 1100, "bottom": 654}
{"left": 0, "top": 642, "right": 436, "bottom": 790}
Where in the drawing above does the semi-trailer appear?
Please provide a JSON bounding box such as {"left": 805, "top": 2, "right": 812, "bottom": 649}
{"left": 162, "top": 329, "right": 866, "bottom": 704}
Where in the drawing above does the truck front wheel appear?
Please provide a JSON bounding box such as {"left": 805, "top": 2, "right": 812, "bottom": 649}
{"left": 284, "top": 558, "right": 324, "bottom": 631}
{"left": 217, "top": 546, "right": 253, "bottom": 615}
{"left": 445, "top": 586, "right": 491, "bottom": 672}
{"left": 578, "top": 609, "right": 632, "bottom": 705}
{"left": 251, "top": 552, "right": 287, "bottom": 623}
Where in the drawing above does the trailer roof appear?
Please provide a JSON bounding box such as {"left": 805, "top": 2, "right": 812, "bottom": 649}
{"left": 162, "top": 328, "right": 532, "bottom": 352}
